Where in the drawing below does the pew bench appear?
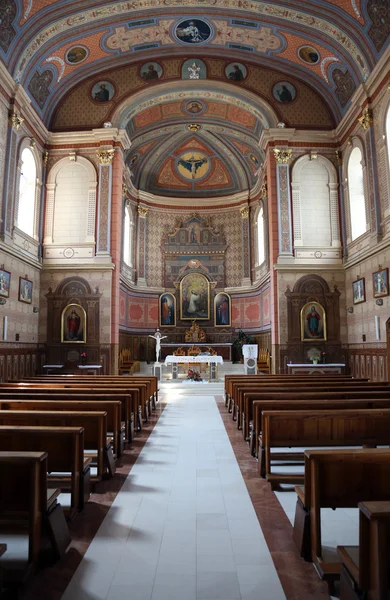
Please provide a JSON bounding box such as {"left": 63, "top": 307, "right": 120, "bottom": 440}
{"left": 259, "top": 408, "right": 390, "bottom": 486}
{"left": 0, "top": 451, "right": 71, "bottom": 591}
{"left": 338, "top": 501, "right": 390, "bottom": 600}
{"left": 292, "top": 448, "right": 390, "bottom": 588}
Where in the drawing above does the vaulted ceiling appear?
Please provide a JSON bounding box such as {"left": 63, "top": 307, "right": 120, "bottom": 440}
{"left": 1, "top": 0, "right": 388, "bottom": 199}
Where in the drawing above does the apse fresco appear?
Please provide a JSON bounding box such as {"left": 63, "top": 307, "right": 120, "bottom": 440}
{"left": 177, "top": 152, "right": 209, "bottom": 181}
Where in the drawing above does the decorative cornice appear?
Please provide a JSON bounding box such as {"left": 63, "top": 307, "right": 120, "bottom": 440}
{"left": 240, "top": 206, "right": 250, "bottom": 218}
{"left": 273, "top": 148, "right": 292, "bottom": 164}
{"left": 358, "top": 108, "right": 373, "bottom": 130}
{"left": 8, "top": 111, "right": 24, "bottom": 131}
{"left": 138, "top": 206, "right": 149, "bottom": 218}
{"left": 96, "top": 148, "right": 115, "bottom": 165}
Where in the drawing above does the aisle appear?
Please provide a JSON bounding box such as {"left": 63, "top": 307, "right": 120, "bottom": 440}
{"left": 62, "top": 386, "right": 286, "bottom": 600}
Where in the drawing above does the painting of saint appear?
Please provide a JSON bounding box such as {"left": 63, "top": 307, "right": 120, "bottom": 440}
{"left": 272, "top": 81, "right": 296, "bottom": 103}
{"left": 373, "top": 268, "right": 389, "bottom": 298}
{"left": 91, "top": 81, "right": 115, "bottom": 102}
{"left": 61, "top": 304, "right": 86, "bottom": 343}
{"left": 18, "top": 277, "right": 33, "bottom": 304}
{"left": 300, "top": 302, "right": 326, "bottom": 341}
{"left": 225, "top": 63, "right": 247, "bottom": 82}
{"left": 66, "top": 46, "right": 88, "bottom": 64}
{"left": 298, "top": 45, "right": 320, "bottom": 64}
{"left": 175, "top": 19, "right": 211, "bottom": 44}
{"left": 353, "top": 278, "right": 366, "bottom": 305}
{"left": 215, "top": 292, "right": 231, "bottom": 327}
{"left": 180, "top": 273, "right": 210, "bottom": 320}
{"left": 140, "top": 62, "right": 162, "bottom": 81}
{"left": 0, "top": 269, "right": 11, "bottom": 298}
{"left": 159, "top": 293, "right": 176, "bottom": 327}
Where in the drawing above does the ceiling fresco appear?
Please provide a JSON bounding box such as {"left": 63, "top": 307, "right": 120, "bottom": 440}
{"left": 0, "top": 0, "right": 388, "bottom": 123}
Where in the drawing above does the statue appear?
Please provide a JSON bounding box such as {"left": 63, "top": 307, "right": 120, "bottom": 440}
{"left": 149, "top": 328, "right": 168, "bottom": 362}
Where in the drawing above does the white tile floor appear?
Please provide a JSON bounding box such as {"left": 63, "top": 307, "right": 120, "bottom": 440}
{"left": 61, "top": 384, "right": 286, "bottom": 600}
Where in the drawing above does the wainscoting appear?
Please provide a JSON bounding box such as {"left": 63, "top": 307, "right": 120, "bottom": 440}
{"left": 0, "top": 346, "right": 44, "bottom": 382}
{"left": 347, "top": 344, "right": 387, "bottom": 382}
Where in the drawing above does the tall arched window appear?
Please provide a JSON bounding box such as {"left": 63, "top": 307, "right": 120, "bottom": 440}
{"left": 123, "top": 206, "right": 132, "bottom": 266}
{"left": 17, "top": 148, "right": 37, "bottom": 237}
{"left": 257, "top": 206, "right": 265, "bottom": 265}
{"left": 348, "top": 146, "right": 366, "bottom": 240}
{"left": 386, "top": 105, "right": 390, "bottom": 171}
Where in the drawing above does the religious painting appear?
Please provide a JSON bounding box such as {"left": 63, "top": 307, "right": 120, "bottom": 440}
{"left": 214, "top": 292, "right": 231, "bottom": 327}
{"left": 298, "top": 45, "right": 320, "bottom": 64}
{"left": 61, "top": 303, "right": 87, "bottom": 343}
{"left": 175, "top": 19, "right": 212, "bottom": 44}
{"left": 66, "top": 46, "right": 88, "bottom": 64}
{"left": 300, "top": 301, "right": 327, "bottom": 342}
{"left": 373, "top": 268, "right": 389, "bottom": 298}
{"left": 353, "top": 278, "right": 366, "bottom": 304}
{"left": 181, "top": 59, "right": 207, "bottom": 79}
{"left": 180, "top": 273, "right": 210, "bottom": 320}
{"left": 140, "top": 62, "right": 163, "bottom": 81}
{"left": 225, "top": 63, "right": 247, "bottom": 82}
{"left": 184, "top": 100, "right": 205, "bottom": 115}
{"left": 0, "top": 269, "right": 11, "bottom": 298}
{"left": 159, "top": 292, "right": 176, "bottom": 327}
{"left": 177, "top": 152, "right": 209, "bottom": 180}
{"left": 91, "top": 81, "right": 115, "bottom": 102}
{"left": 272, "top": 81, "right": 297, "bottom": 103}
{"left": 18, "top": 277, "right": 33, "bottom": 304}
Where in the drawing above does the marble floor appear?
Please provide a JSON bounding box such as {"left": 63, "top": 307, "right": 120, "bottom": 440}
{"left": 19, "top": 366, "right": 349, "bottom": 600}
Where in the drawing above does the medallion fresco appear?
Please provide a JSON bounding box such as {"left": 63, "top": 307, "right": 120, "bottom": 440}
{"left": 177, "top": 152, "right": 209, "bottom": 181}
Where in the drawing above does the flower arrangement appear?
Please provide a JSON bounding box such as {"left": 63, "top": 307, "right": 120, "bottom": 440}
{"left": 187, "top": 368, "right": 202, "bottom": 382}
{"left": 307, "top": 347, "right": 321, "bottom": 364}
{"left": 80, "top": 352, "right": 87, "bottom": 364}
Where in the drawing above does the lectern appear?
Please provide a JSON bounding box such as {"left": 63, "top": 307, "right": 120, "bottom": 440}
{"left": 242, "top": 344, "right": 258, "bottom": 375}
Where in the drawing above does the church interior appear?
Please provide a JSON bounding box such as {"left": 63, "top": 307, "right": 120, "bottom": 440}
{"left": 0, "top": 1, "right": 390, "bottom": 599}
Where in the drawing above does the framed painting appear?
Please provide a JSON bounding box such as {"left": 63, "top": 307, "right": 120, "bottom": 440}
{"left": 180, "top": 272, "right": 210, "bottom": 320}
{"left": 18, "top": 277, "right": 33, "bottom": 304}
{"left": 214, "top": 292, "right": 231, "bottom": 327}
{"left": 61, "top": 303, "right": 87, "bottom": 343}
{"left": 353, "top": 278, "right": 366, "bottom": 304}
{"left": 300, "top": 301, "right": 327, "bottom": 342}
{"left": 0, "top": 269, "right": 11, "bottom": 298}
{"left": 373, "top": 268, "right": 389, "bottom": 298}
{"left": 159, "top": 292, "right": 176, "bottom": 327}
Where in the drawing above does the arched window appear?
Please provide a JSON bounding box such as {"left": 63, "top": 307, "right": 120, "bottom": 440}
{"left": 348, "top": 146, "right": 366, "bottom": 240}
{"left": 257, "top": 206, "right": 265, "bottom": 265}
{"left": 386, "top": 105, "right": 390, "bottom": 173}
{"left": 17, "top": 148, "right": 36, "bottom": 237}
{"left": 123, "top": 206, "right": 132, "bottom": 266}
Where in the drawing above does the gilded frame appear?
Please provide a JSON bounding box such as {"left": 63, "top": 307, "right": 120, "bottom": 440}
{"left": 353, "top": 277, "right": 366, "bottom": 304}
{"left": 180, "top": 273, "right": 210, "bottom": 320}
{"left": 0, "top": 269, "right": 11, "bottom": 298}
{"left": 159, "top": 292, "right": 176, "bottom": 327}
{"left": 18, "top": 276, "right": 33, "bottom": 304}
{"left": 214, "top": 292, "right": 231, "bottom": 327}
{"left": 61, "top": 303, "right": 87, "bottom": 343}
{"left": 372, "top": 268, "right": 389, "bottom": 298}
{"left": 300, "top": 301, "right": 327, "bottom": 342}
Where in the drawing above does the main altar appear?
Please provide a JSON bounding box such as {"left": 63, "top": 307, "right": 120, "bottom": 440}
{"left": 161, "top": 321, "right": 232, "bottom": 360}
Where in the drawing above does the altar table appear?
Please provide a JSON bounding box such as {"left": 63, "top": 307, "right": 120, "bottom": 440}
{"left": 164, "top": 355, "right": 224, "bottom": 381}
{"left": 287, "top": 363, "right": 345, "bottom": 375}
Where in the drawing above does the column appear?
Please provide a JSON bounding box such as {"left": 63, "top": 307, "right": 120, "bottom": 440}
{"left": 137, "top": 205, "right": 148, "bottom": 287}
{"left": 240, "top": 205, "right": 251, "bottom": 287}
{"left": 358, "top": 108, "right": 382, "bottom": 237}
{"left": 335, "top": 151, "right": 348, "bottom": 257}
{"left": 273, "top": 148, "right": 293, "bottom": 259}
{"left": 96, "top": 148, "right": 114, "bottom": 256}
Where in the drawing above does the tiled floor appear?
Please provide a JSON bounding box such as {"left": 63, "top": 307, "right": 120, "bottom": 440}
{"left": 62, "top": 384, "right": 286, "bottom": 600}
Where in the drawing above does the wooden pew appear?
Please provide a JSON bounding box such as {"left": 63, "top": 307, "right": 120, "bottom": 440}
{"left": 0, "top": 426, "right": 87, "bottom": 517}
{"left": 0, "top": 396, "right": 123, "bottom": 457}
{"left": 338, "top": 501, "right": 390, "bottom": 600}
{"left": 0, "top": 387, "right": 136, "bottom": 440}
{"left": 239, "top": 382, "right": 390, "bottom": 438}
{"left": 293, "top": 448, "right": 390, "bottom": 587}
{"left": 0, "top": 451, "right": 71, "bottom": 589}
{"left": 0, "top": 410, "right": 111, "bottom": 481}
{"left": 260, "top": 408, "right": 390, "bottom": 485}
{"left": 251, "top": 391, "right": 390, "bottom": 458}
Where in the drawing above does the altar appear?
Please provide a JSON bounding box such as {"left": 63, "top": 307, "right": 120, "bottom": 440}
{"left": 164, "top": 355, "right": 224, "bottom": 381}
{"left": 161, "top": 343, "right": 232, "bottom": 361}
{"left": 287, "top": 363, "right": 345, "bottom": 375}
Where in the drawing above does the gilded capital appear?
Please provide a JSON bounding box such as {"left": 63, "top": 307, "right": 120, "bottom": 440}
{"left": 122, "top": 182, "right": 128, "bottom": 198}
{"left": 8, "top": 111, "right": 24, "bottom": 131}
{"left": 240, "top": 206, "right": 250, "bottom": 219}
{"left": 138, "top": 206, "right": 149, "bottom": 218}
{"left": 273, "top": 148, "right": 292, "bottom": 164}
{"left": 358, "top": 108, "right": 373, "bottom": 131}
{"left": 96, "top": 148, "right": 115, "bottom": 165}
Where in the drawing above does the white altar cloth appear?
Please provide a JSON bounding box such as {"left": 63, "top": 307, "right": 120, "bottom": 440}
{"left": 164, "top": 355, "right": 223, "bottom": 365}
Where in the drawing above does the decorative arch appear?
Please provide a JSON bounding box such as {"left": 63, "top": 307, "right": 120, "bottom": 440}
{"left": 291, "top": 154, "right": 340, "bottom": 253}
{"left": 343, "top": 136, "right": 369, "bottom": 243}
{"left": 44, "top": 156, "right": 97, "bottom": 253}
{"left": 14, "top": 137, "right": 42, "bottom": 240}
